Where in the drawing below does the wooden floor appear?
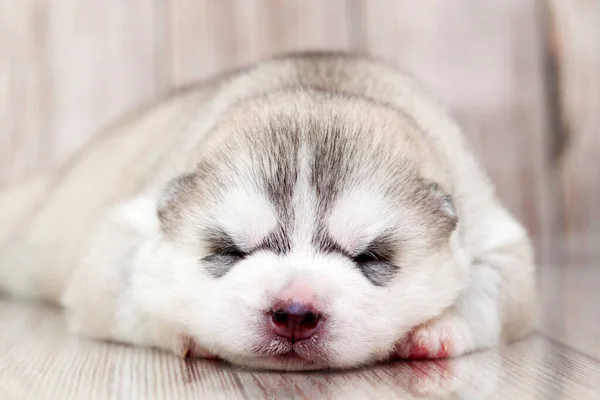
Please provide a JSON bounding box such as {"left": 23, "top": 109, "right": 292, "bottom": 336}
{"left": 1, "top": 264, "right": 599, "bottom": 400}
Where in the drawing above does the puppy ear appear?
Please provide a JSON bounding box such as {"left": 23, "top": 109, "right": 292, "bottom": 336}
{"left": 426, "top": 181, "right": 457, "bottom": 219}
{"left": 157, "top": 172, "right": 198, "bottom": 227}
{"left": 422, "top": 180, "right": 458, "bottom": 233}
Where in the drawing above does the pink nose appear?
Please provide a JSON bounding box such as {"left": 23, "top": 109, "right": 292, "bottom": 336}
{"left": 269, "top": 302, "right": 322, "bottom": 342}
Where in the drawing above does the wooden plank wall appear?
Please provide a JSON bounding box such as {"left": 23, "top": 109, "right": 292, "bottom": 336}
{"left": 544, "top": 0, "right": 600, "bottom": 266}
{"left": 0, "top": 0, "right": 598, "bottom": 265}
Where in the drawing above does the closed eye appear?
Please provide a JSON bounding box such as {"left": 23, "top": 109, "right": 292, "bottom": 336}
{"left": 218, "top": 246, "right": 247, "bottom": 260}
{"left": 202, "top": 228, "right": 248, "bottom": 278}
{"left": 202, "top": 247, "right": 247, "bottom": 278}
{"left": 352, "top": 253, "right": 399, "bottom": 287}
{"left": 315, "top": 232, "right": 400, "bottom": 286}
{"left": 352, "top": 251, "right": 383, "bottom": 264}
{"left": 350, "top": 239, "right": 398, "bottom": 286}
{"left": 207, "top": 238, "right": 248, "bottom": 263}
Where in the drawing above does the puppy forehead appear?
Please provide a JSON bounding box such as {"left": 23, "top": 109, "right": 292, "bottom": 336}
{"left": 201, "top": 96, "right": 420, "bottom": 245}
{"left": 214, "top": 174, "right": 398, "bottom": 250}
{"left": 328, "top": 188, "right": 396, "bottom": 249}
{"left": 215, "top": 186, "right": 279, "bottom": 241}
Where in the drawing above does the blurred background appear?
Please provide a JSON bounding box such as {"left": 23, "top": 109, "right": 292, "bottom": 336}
{"left": 0, "top": 1, "right": 599, "bottom": 388}
{"left": 1, "top": 3, "right": 598, "bottom": 278}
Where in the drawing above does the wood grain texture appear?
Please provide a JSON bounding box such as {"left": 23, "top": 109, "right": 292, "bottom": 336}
{"left": 168, "top": 0, "right": 352, "bottom": 86}
{"left": 0, "top": 0, "right": 165, "bottom": 188}
{"left": 2, "top": 251, "right": 599, "bottom": 399}
{"left": 3, "top": 1, "right": 600, "bottom": 266}
{"left": 0, "top": 2, "right": 599, "bottom": 396}
{"left": 539, "top": 0, "right": 600, "bottom": 364}
{"left": 357, "top": 0, "right": 551, "bottom": 255}
{"left": 0, "top": 0, "right": 53, "bottom": 186}
{"left": 0, "top": 299, "right": 599, "bottom": 400}
{"left": 539, "top": 264, "right": 600, "bottom": 360}
{"left": 545, "top": 0, "right": 600, "bottom": 266}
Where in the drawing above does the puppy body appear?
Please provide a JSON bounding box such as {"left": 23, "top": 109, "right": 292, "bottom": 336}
{"left": 0, "top": 52, "right": 536, "bottom": 370}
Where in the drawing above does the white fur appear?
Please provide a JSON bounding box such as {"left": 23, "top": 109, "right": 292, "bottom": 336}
{"left": 0, "top": 53, "right": 537, "bottom": 371}
{"left": 328, "top": 188, "right": 395, "bottom": 252}
{"left": 216, "top": 186, "right": 279, "bottom": 246}
{"left": 291, "top": 143, "right": 318, "bottom": 248}
{"left": 107, "top": 176, "right": 470, "bottom": 370}
{"left": 119, "top": 195, "right": 162, "bottom": 234}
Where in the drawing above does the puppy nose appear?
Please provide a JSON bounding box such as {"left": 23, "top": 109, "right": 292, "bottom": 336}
{"left": 269, "top": 302, "right": 322, "bottom": 342}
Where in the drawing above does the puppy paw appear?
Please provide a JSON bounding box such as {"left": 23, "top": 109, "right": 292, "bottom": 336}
{"left": 392, "top": 313, "right": 473, "bottom": 360}
{"left": 393, "top": 323, "right": 453, "bottom": 360}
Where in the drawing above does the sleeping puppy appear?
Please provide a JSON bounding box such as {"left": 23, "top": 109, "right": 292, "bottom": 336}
{"left": 0, "top": 52, "right": 537, "bottom": 371}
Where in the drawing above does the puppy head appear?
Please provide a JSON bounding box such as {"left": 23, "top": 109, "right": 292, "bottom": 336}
{"left": 134, "top": 92, "right": 468, "bottom": 371}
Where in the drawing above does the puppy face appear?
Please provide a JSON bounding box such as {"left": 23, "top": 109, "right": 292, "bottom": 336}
{"left": 134, "top": 92, "right": 469, "bottom": 370}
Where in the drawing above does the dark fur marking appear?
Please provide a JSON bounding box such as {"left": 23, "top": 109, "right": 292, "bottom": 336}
{"left": 255, "top": 225, "right": 291, "bottom": 255}
{"left": 250, "top": 115, "right": 300, "bottom": 240}
{"left": 313, "top": 231, "right": 353, "bottom": 259}
{"left": 352, "top": 235, "right": 400, "bottom": 286}
{"left": 304, "top": 114, "right": 408, "bottom": 286}
{"left": 313, "top": 229, "right": 400, "bottom": 286}
{"left": 159, "top": 88, "right": 456, "bottom": 281}
{"left": 424, "top": 181, "right": 458, "bottom": 230}
{"left": 409, "top": 180, "right": 459, "bottom": 239}
{"left": 157, "top": 173, "right": 201, "bottom": 237}
{"left": 202, "top": 226, "right": 291, "bottom": 278}
{"left": 309, "top": 117, "right": 359, "bottom": 217}
{"left": 201, "top": 228, "right": 246, "bottom": 278}
{"left": 203, "top": 254, "right": 244, "bottom": 278}
{"left": 355, "top": 235, "right": 398, "bottom": 263}
{"left": 356, "top": 262, "right": 399, "bottom": 287}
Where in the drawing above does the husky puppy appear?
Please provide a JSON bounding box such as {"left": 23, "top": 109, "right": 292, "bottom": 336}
{"left": 0, "top": 52, "right": 537, "bottom": 371}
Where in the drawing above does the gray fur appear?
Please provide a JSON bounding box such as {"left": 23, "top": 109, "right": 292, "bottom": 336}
{"left": 156, "top": 89, "right": 457, "bottom": 284}
{"left": 0, "top": 51, "right": 536, "bottom": 371}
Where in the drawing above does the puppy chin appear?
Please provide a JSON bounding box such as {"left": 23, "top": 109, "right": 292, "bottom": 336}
{"left": 221, "top": 346, "right": 373, "bottom": 372}
{"left": 222, "top": 348, "right": 388, "bottom": 372}
{"left": 208, "top": 333, "right": 388, "bottom": 372}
